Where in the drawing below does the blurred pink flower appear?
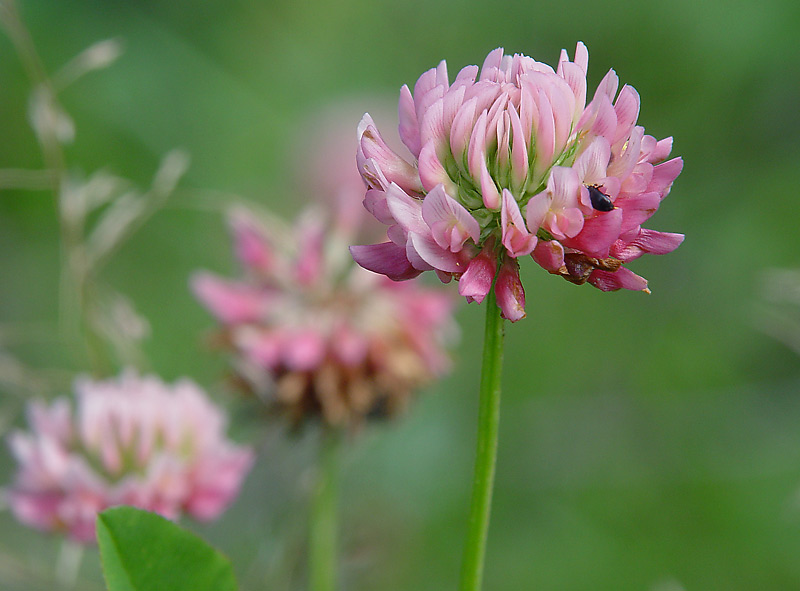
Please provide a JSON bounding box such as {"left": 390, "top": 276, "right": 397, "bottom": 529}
{"left": 351, "top": 43, "right": 684, "bottom": 321}
{"left": 5, "top": 372, "right": 253, "bottom": 543}
{"left": 192, "top": 199, "right": 455, "bottom": 427}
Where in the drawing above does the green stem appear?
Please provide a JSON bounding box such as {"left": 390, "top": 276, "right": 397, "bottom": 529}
{"left": 459, "top": 286, "right": 505, "bottom": 591}
{"left": 309, "top": 427, "right": 341, "bottom": 591}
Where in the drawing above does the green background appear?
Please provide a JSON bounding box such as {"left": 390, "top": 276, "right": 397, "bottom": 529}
{"left": 2, "top": 0, "right": 800, "bottom": 589}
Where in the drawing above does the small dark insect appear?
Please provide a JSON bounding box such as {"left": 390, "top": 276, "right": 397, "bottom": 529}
{"left": 586, "top": 184, "right": 614, "bottom": 212}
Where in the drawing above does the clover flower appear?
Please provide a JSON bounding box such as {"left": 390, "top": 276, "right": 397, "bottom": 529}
{"left": 191, "top": 202, "right": 454, "bottom": 428}
{"left": 5, "top": 372, "right": 253, "bottom": 543}
{"left": 351, "top": 43, "right": 684, "bottom": 321}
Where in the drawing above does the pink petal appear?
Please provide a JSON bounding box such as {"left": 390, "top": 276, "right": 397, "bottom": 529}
{"left": 611, "top": 229, "right": 685, "bottom": 262}
{"left": 617, "top": 191, "right": 661, "bottom": 234}
{"left": 418, "top": 140, "right": 458, "bottom": 196}
{"left": 349, "top": 242, "right": 422, "bottom": 281}
{"left": 612, "top": 85, "right": 640, "bottom": 148}
{"left": 532, "top": 240, "right": 565, "bottom": 273}
{"left": 648, "top": 157, "right": 684, "bottom": 197}
{"left": 561, "top": 208, "right": 623, "bottom": 258}
{"left": 479, "top": 158, "right": 501, "bottom": 210}
{"left": 501, "top": 189, "right": 537, "bottom": 257}
{"left": 495, "top": 259, "right": 526, "bottom": 322}
{"left": 409, "top": 232, "right": 468, "bottom": 273}
{"left": 228, "top": 210, "right": 273, "bottom": 273}
{"left": 508, "top": 105, "right": 529, "bottom": 190}
{"left": 363, "top": 188, "right": 395, "bottom": 225}
{"left": 384, "top": 183, "right": 428, "bottom": 235}
{"left": 398, "top": 84, "right": 421, "bottom": 157}
{"left": 359, "top": 116, "right": 422, "bottom": 194}
{"left": 525, "top": 192, "right": 550, "bottom": 232}
{"left": 191, "top": 272, "right": 265, "bottom": 324}
{"left": 588, "top": 267, "right": 649, "bottom": 292}
{"left": 458, "top": 244, "right": 497, "bottom": 304}
{"left": 422, "top": 184, "right": 481, "bottom": 251}
{"left": 450, "top": 96, "right": 479, "bottom": 163}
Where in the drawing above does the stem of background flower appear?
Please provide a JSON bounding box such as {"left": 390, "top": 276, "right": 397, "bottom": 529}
{"left": 309, "top": 426, "right": 341, "bottom": 591}
{"left": 0, "top": 0, "right": 110, "bottom": 376}
{"left": 459, "top": 285, "right": 505, "bottom": 591}
{"left": 55, "top": 539, "right": 83, "bottom": 590}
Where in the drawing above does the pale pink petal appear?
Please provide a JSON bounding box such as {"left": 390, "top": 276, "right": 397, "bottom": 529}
{"left": 363, "top": 188, "right": 395, "bottom": 225}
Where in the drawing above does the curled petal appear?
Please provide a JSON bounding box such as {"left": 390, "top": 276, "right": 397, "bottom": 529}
{"left": 358, "top": 116, "right": 422, "bottom": 194}
{"left": 349, "top": 242, "right": 422, "bottom": 281}
{"left": 611, "top": 229, "right": 685, "bottom": 262}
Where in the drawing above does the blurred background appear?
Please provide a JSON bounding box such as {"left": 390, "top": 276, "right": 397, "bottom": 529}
{"left": 2, "top": 0, "right": 800, "bottom": 589}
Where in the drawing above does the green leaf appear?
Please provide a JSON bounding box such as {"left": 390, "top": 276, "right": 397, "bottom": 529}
{"left": 97, "top": 506, "right": 238, "bottom": 591}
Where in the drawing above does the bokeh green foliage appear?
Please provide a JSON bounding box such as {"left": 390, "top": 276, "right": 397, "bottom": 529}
{"left": 1, "top": 0, "right": 800, "bottom": 589}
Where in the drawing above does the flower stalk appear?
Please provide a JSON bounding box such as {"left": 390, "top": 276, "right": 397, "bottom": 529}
{"left": 309, "top": 427, "right": 341, "bottom": 591}
{"left": 459, "top": 279, "right": 505, "bottom": 591}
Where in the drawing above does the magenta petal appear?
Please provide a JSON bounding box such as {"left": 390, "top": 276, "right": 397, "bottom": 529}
{"left": 589, "top": 267, "right": 649, "bottom": 292}
{"left": 562, "top": 208, "right": 623, "bottom": 257}
{"left": 349, "top": 243, "right": 422, "bottom": 281}
{"left": 494, "top": 259, "right": 526, "bottom": 322}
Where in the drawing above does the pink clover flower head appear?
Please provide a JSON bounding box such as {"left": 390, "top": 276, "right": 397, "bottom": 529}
{"left": 5, "top": 371, "right": 253, "bottom": 544}
{"left": 191, "top": 203, "right": 455, "bottom": 428}
{"left": 351, "top": 43, "right": 684, "bottom": 321}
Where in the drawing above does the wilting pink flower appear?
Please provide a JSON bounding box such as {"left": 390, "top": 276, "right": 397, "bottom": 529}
{"left": 351, "top": 43, "right": 683, "bottom": 321}
{"left": 5, "top": 372, "right": 253, "bottom": 543}
{"left": 192, "top": 204, "right": 454, "bottom": 428}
